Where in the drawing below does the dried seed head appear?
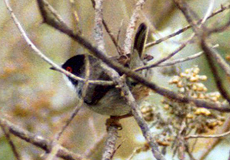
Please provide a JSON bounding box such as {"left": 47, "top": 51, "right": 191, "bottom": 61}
{"left": 169, "top": 76, "right": 181, "bottom": 84}
{"left": 195, "top": 108, "right": 211, "bottom": 116}
{"left": 199, "top": 75, "right": 207, "bottom": 81}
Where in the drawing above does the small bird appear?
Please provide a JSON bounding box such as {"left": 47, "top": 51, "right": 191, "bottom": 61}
{"left": 52, "top": 23, "right": 152, "bottom": 116}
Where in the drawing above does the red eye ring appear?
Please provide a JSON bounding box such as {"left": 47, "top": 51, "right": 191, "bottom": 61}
{"left": 66, "top": 66, "right": 73, "bottom": 73}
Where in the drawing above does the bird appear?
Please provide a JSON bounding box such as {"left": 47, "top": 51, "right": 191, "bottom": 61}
{"left": 51, "top": 23, "right": 152, "bottom": 116}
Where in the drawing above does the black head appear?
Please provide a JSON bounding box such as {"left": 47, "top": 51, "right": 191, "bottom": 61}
{"left": 62, "top": 54, "right": 85, "bottom": 85}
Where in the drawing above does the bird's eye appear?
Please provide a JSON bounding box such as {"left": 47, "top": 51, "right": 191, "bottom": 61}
{"left": 66, "top": 66, "right": 73, "bottom": 72}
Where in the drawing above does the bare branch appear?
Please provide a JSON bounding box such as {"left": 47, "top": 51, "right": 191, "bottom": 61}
{"left": 0, "top": 124, "right": 21, "bottom": 160}
{"left": 173, "top": 0, "right": 230, "bottom": 105}
{"left": 135, "top": 35, "right": 195, "bottom": 71}
{"left": 55, "top": 55, "right": 91, "bottom": 141}
{"left": 173, "top": 0, "right": 201, "bottom": 35}
{"left": 172, "top": 0, "right": 230, "bottom": 103}
{"left": 201, "top": 39, "right": 230, "bottom": 104}
{"left": 94, "top": 0, "right": 106, "bottom": 53}
{"left": 200, "top": 0, "right": 214, "bottom": 25}
{"left": 123, "top": 0, "right": 147, "bottom": 55}
{"left": 208, "top": 18, "right": 230, "bottom": 33}
{"left": 93, "top": 1, "right": 165, "bottom": 159}
{"left": 11, "top": 0, "right": 230, "bottom": 113}
{"left": 102, "top": 119, "right": 119, "bottom": 160}
{"left": 186, "top": 130, "right": 230, "bottom": 139}
{"left": 91, "top": 0, "right": 123, "bottom": 54}
{"left": 0, "top": 118, "right": 88, "bottom": 160}
{"left": 156, "top": 44, "right": 219, "bottom": 67}
{"left": 4, "top": 0, "right": 112, "bottom": 86}
{"left": 41, "top": 0, "right": 66, "bottom": 25}
{"left": 46, "top": 55, "right": 92, "bottom": 159}
{"left": 146, "top": 3, "right": 230, "bottom": 48}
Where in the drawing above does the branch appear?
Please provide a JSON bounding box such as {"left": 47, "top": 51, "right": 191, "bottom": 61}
{"left": 0, "top": 124, "right": 21, "bottom": 160}
{"left": 46, "top": 56, "right": 91, "bottom": 159}
{"left": 145, "top": 3, "right": 230, "bottom": 48}
{"left": 4, "top": 0, "right": 112, "bottom": 86}
{"left": 0, "top": 118, "right": 88, "bottom": 160}
{"left": 123, "top": 0, "right": 147, "bottom": 55}
{"left": 186, "top": 130, "right": 230, "bottom": 139}
{"left": 173, "top": 0, "right": 230, "bottom": 105}
{"left": 93, "top": 1, "right": 164, "bottom": 159}
{"left": 207, "top": 13, "right": 230, "bottom": 34}
{"left": 93, "top": 2, "right": 121, "bottom": 159}
{"left": 156, "top": 44, "right": 219, "bottom": 67}
{"left": 90, "top": 0, "right": 122, "bottom": 55}
{"left": 135, "top": 35, "right": 194, "bottom": 71}
{"left": 102, "top": 119, "right": 119, "bottom": 160}
{"left": 201, "top": 39, "right": 230, "bottom": 103}
{"left": 7, "top": 0, "right": 230, "bottom": 113}
{"left": 198, "top": 115, "right": 230, "bottom": 160}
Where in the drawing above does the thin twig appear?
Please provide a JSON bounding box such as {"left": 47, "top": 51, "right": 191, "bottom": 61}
{"left": 123, "top": 0, "right": 147, "bottom": 55}
{"left": 186, "top": 130, "right": 230, "bottom": 139}
{"left": 24, "top": 1, "right": 230, "bottom": 112}
{"left": 200, "top": 0, "right": 214, "bottom": 25}
{"left": 173, "top": 0, "right": 201, "bottom": 35}
{"left": 93, "top": 1, "right": 165, "bottom": 159}
{"left": 56, "top": 55, "right": 91, "bottom": 141}
{"left": 201, "top": 39, "right": 230, "bottom": 104}
{"left": 173, "top": 0, "right": 230, "bottom": 104}
{"left": 173, "top": 0, "right": 230, "bottom": 103}
{"left": 69, "top": 0, "right": 82, "bottom": 34}
{"left": 207, "top": 18, "right": 230, "bottom": 34}
{"left": 42, "top": 0, "right": 67, "bottom": 25}
{"left": 135, "top": 35, "right": 195, "bottom": 71}
{"left": 4, "top": 0, "right": 113, "bottom": 86}
{"left": 0, "top": 124, "right": 21, "bottom": 160}
{"left": 156, "top": 44, "right": 219, "bottom": 67}
{"left": 145, "top": 3, "right": 230, "bottom": 48}
{"left": 92, "top": 0, "right": 123, "bottom": 54}
{"left": 0, "top": 118, "right": 88, "bottom": 160}
{"left": 94, "top": 2, "right": 122, "bottom": 159}
{"left": 45, "top": 142, "right": 62, "bottom": 160}
{"left": 94, "top": 0, "right": 106, "bottom": 52}
{"left": 127, "top": 144, "right": 149, "bottom": 160}
{"left": 199, "top": 115, "right": 230, "bottom": 160}
{"left": 117, "top": 20, "right": 123, "bottom": 44}
{"left": 46, "top": 55, "right": 91, "bottom": 160}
